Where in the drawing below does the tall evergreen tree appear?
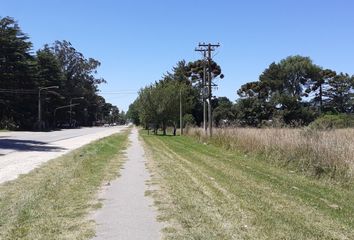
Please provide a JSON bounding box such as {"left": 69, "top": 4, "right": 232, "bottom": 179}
{"left": 324, "top": 73, "right": 353, "bottom": 113}
{"left": 0, "top": 16, "right": 37, "bottom": 129}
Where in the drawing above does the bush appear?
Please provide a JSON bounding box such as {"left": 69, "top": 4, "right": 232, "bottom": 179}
{"left": 309, "top": 114, "right": 354, "bottom": 129}
{"left": 0, "top": 118, "right": 17, "bottom": 130}
{"left": 183, "top": 114, "right": 195, "bottom": 127}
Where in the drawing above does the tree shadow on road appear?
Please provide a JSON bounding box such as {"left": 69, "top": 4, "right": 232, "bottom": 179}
{"left": 0, "top": 139, "right": 66, "bottom": 152}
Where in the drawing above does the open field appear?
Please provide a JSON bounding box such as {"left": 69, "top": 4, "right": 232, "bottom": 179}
{"left": 0, "top": 130, "right": 129, "bottom": 239}
{"left": 141, "top": 130, "right": 354, "bottom": 239}
{"left": 187, "top": 127, "right": 354, "bottom": 184}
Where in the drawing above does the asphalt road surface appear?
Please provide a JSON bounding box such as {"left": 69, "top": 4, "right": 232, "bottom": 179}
{"left": 0, "top": 126, "right": 127, "bottom": 184}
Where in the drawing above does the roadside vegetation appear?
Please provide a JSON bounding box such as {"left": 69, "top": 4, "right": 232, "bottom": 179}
{"left": 309, "top": 114, "right": 354, "bottom": 129}
{"left": 127, "top": 60, "right": 223, "bottom": 134}
{"left": 187, "top": 127, "right": 354, "bottom": 184}
{"left": 0, "top": 129, "right": 129, "bottom": 239}
{"left": 141, "top": 130, "right": 354, "bottom": 239}
{"left": 0, "top": 16, "right": 126, "bottom": 130}
{"left": 128, "top": 55, "right": 354, "bottom": 133}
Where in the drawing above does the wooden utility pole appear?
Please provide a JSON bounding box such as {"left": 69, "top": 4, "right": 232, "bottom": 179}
{"left": 194, "top": 48, "right": 208, "bottom": 134}
{"left": 180, "top": 88, "right": 183, "bottom": 135}
{"left": 196, "top": 42, "right": 220, "bottom": 137}
{"left": 202, "top": 52, "right": 207, "bottom": 134}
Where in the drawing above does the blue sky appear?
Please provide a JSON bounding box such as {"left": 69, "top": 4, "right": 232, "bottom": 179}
{"left": 2, "top": 0, "right": 354, "bottom": 111}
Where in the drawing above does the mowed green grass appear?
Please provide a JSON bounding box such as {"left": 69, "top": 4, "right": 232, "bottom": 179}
{"left": 141, "top": 131, "right": 354, "bottom": 240}
{"left": 0, "top": 130, "right": 129, "bottom": 240}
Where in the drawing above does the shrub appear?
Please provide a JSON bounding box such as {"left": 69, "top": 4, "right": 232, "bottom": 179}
{"left": 309, "top": 114, "right": 354, "bottom": 129}
{"left": 0, "top": 118, "right": 17, "bottom": 130}
{"left": 183, "top": 114, "right": 195, "bottom": 127}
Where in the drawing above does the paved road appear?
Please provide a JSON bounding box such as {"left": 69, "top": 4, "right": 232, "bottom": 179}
{"left": 92, "top": 127, "right": 162, "bottom": 240}
{"left": 0, "top": 127, "right": 122, "bottom": 155}
{"left": 0, "top": 126, "right": 127, "bottom": 184}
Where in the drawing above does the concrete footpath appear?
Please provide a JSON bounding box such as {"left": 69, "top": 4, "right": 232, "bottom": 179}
{"left": 92, "top": 127, "right": 162, "bottom": 240}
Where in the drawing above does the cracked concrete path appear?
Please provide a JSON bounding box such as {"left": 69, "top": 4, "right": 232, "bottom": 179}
{"left": 92, "top": 127, "right": 162, "bottom": 240}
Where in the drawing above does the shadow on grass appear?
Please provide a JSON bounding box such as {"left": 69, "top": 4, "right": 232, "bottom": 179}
{"left": 145, "top": 131, "right": 180, "bottom": 137}
{"left": 154, "top": 134, "right": 178, "bottom": 137}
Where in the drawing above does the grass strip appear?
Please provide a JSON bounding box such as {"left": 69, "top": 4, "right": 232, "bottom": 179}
{"left": 141, "top": 130, "right": 354, "bottom": 240}
{"left": 0, "top": 129, "right": 130, "bottom": 240}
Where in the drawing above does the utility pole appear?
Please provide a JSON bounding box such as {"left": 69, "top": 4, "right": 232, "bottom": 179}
{"left": 194, "top": 48, "right": 208, "bottom": 134}
{"left": 202, "top": 52, "right": 207, "bottom": 134}
{"left": 54, "top": 103, "right": 80, "bottom": 128}
{"left": 69, "top": 97, "right": 84, "bottom": 127}
{"left": 195, "top": 42, "right": 220, "bottom": 137}
{"left": 38, "top": 86, "right": 59, "bottom": 131}
{"left": 180, "top": 88, "right": 183, "bottom": 135}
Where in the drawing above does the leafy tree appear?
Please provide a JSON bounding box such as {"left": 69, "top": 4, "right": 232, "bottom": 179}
{"left": 36, "top": 45, "right": 65, "bottom": 126}
{"left": 212, "top": 97, "right": 234, "bottom": 126}
{"left": 305, "top": 68, "right": 336, "bottom": 113}
{"left": 36, "top": 45, "right": 64, "bottom": 87}
{"left": 127, "top": 100, "right": 140, "bottom": 125}
{"left": 183, "top": 113, "right": 196, "bottom": 127}
{"left": 0, "top": 16, "right": 118, "bottom": 129}
{"left": 236, "top": 55, "right": 321, "bottom": 125}
{"left": 137, "top": 85, "right": 159, "bottom": 131}
{"left": 278, "top": 56, "right": 317, "bottom": 98}
{"left": 50, "top": 40, "right": 108, "bottom": 126}
{"left": 324, "top": 73, "right": 353, "bottom": 113}
{"left": 130, "top": 61, "right": 198, "bottom": 135}
{"left": 232, "top": 98, "right": 266, "bottom": 126}
{"left": 0, "top": 16, "right": 37, "bottom": 129}
{"left": 117, "top": 110, "right": 127, "bottom": 124}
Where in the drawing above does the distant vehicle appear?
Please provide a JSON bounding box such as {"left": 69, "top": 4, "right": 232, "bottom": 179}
{"left": 103, "top": 123, "right": 110, "bottom": 127}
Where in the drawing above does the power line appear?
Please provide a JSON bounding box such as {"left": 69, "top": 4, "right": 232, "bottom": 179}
{"left": 98, "top": 91, "right": 138, "bottom": 95}
{"left": 0, "top": 89, "right": 138, "bottom": 96}
{"left": 0, "top": 89, "right": 37, "bottom": 94}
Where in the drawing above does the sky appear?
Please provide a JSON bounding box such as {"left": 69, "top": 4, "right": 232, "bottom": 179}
{"left": 2, "top": 0, "right": 354, "bottom": 111}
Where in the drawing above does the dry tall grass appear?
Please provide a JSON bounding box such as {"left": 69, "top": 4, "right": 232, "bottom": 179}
{"left": 186, "top": 127, "right": 354, "bottom": 183}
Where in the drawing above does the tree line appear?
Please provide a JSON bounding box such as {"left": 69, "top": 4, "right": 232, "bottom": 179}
{"left": 0, "top": 16, "right": 125, "bottom": 130}
{"left": 127, "top": 59, "right": 223, "bottom": 134}
{"left": 236, "top": 56, "right": 354, "bottom": 126}
{"left": 128, "top": 55, "right": 354, "bottom": 131}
